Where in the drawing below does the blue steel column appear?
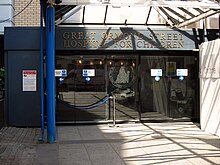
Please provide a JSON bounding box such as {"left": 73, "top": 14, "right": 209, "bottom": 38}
{"left": 46, "top": 4, "right": 56, "bottom": 143}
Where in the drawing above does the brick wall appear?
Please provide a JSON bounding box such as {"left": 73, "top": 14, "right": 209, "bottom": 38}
{"left": 15, "top": 0, "right": 40, "bottom": 26}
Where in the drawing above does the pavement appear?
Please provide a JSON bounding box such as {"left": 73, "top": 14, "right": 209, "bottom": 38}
{"left": 1, "top": 122, "right": 220, "bottom": 165}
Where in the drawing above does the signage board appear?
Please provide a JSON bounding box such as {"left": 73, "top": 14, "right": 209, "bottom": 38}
{"left": 151, "top": 69, "right": 162, "bottom": 77}
{"left": 22, "top": 70, "right": 37, "bottom": 91}
{"left": 55, "top": 69, "right": 67, "bottom": 77}
{"left": 56, "top": 28, "right": 197, "bottom": 51}
{"left": 176, "top": 69, "right": 188, "bottom": 76}
{"left": 83, "top": 69, "right": 95, "bottom": 77}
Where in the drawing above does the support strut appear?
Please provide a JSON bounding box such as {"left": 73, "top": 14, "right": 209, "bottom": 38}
{"left": 46, "top": 4, "right": 56, "bottom": 143}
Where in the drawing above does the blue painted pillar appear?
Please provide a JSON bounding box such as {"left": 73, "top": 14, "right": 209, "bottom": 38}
{"left": 46, "top": 5, "right": 56, "bottom": 143}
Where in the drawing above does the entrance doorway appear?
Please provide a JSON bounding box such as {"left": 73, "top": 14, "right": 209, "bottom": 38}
{"left": 56, "top": 54, "right": 138, "bottom": 123}
{"left": 107, "top": 55, "right": 138, "bottom": 121}
{"left": 56, "top": 55, "right": 107, "bottom": 122}
{"left": 56, "top": 53, "right": 199, "bottom": 123}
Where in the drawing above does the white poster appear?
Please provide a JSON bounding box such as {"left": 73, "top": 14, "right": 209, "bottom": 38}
{"left": 151, "top": 69, "right": 162, "bottom": 76}
{"left": 176, "top": 69, "right": 188, "bottom": 76}
{"left": 22, "top": 70, "right": 37, "bottom": 91}
{"left": 55, "top": 69, "right": 67, "bottom": 77}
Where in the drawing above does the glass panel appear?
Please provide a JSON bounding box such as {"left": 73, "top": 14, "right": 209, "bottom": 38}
{"left": 84, "top": 6, "right": 107, "bottom": 23}
{"left": 56, "top": 54, "right": 198, "bottom": 122}
{"left": 107, "top": 55, "right": 138, "bottom": 121}
{"left": 56, "top": 55, "right": 108, "bottom": 122}
{"left": 140, "top": 55, "right": 197, "bottom": 121}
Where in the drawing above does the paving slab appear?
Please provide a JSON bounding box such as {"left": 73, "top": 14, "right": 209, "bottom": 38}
{"left": 1, "top": 122, "right": 220, "bottom": 165}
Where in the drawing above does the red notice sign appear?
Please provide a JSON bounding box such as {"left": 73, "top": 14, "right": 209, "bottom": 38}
{"left": 22, "top": 70, "right": 37, "bottom": 91}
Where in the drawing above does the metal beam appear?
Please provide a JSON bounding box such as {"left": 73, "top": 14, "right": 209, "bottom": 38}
{"left": 145, "top": 6, "right": 152, "bottom": 25}
{"left": 55, "top": 5, "right": 75, "bottom": 21}
{"left": 194, "top": 8, "right": 205, "bottom": 14}
{"left": 154, "top": 6, "right": 174, "bottom": 27}
{"left": 178, "top": 7, "right": 196, "bottom": 18}
{"left": 151, "top": 1, "right": 220, "bottom": 9}
{"left": 82, "top": 5, "right": 85, "bottom": 24}
{"left": 177, "top": 9, "right": 220, "bottom": 28}
{"left": 164, "top": 7, "right": 187, "bottom": 21}
{"left": 59, "top": 0, "right": 220, "bottom": 9}
{"left": 159, "top": 7, "right": 180, "bottom": 25}
{"left": 55, "top": 5, "right": 83, "bottom": 25}
{"left": 104, "top": 5, "right": 108, "bottom": 25}
{"left": 60, "top": 0, "right": 148, "bottom": 6}
{"left": 57, "top": 22, "right": 168, "bottom": 26}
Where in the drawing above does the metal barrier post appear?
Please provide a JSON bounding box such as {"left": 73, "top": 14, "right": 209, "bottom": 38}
{"left": 113, "top": 95, "right": 116, "bottom": 127}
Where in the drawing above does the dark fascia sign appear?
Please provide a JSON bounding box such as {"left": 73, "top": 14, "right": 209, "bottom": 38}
{"left": 56, "top": 27, "right": 197, "bottom": 51}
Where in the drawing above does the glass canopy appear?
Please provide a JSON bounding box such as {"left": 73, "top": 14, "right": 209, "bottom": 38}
{"left": 55, "top": 0, "right": 220, "bottom": 28}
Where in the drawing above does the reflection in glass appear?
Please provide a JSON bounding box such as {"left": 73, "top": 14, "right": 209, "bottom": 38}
{"left": 55, "top": 54, "right": 198, "bottom": 123}
{"left": 56, "top": 56, "right": 107, "bottom": 122}
{"left": 107, "top": 57, "right": 138, "bottom": 121}
{"left": 140, "top": 56, "right": 197, "bottom": 121}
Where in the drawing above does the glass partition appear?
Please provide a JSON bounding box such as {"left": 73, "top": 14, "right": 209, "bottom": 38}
{"left": 56, "top": 53, "right": 199, "bottom": 123}
{"left": 56, "top": 54, "right": 139, "bottom": 122}
{"left": 56, "top": 55, "right": 107, "bottom": 122}
{"left": 140, "top": 55, "right": 198, "bottom": 121}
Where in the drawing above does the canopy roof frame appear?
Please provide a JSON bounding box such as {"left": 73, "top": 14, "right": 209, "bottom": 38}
{"left": 52, "top": 0, "right": 220, "bottom": 28}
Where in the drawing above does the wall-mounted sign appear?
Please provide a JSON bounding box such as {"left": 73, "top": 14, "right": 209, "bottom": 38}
{"left": 151, "top": 69, "right": 162, "bottom": 77}
{"left": 56, "top": 28, "right": 197, "bottom": 51}
{"left": 55, "top": 69, "right": 67, "bottom": 77}
{"left": 22, "top": 70, "right": 37, "bottom": 91}
{"left": 83, "top": 69, "right": 95, "bottom": 77}
{"left": 176, "top": 69, "right": 188, "bottom": 76}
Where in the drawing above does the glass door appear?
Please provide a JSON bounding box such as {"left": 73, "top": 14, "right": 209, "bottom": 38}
{"left": 107, "top": 55, "right": 139, "bottom": 121}
{"left": 56, "top": 55, "right": 108, "bottom": 122}
{"left": 56, "top": 54, "right": 140, "bottom": 123}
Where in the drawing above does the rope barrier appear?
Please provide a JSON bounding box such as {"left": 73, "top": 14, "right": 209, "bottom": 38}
{"left": 57, "top": 95, "right": 108, "bottom": 107}
{"left": 57, "top": 96, "right": 110, "bottom": 110}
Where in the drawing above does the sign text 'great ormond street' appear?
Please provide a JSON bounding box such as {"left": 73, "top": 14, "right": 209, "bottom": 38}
{"left": 56, "top": 28, "right": 196, "bottom": 50}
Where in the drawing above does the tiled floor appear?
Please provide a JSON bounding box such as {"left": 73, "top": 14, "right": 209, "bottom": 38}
{"left": 1, "top": 122, "right": 220, "bottom": 165}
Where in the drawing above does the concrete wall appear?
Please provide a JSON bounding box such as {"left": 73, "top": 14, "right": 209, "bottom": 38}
{"left": 200, "top": 39, "right": 220, "bottom": 136}
{"left": 0, "top": 0, "right": 14, "bottom": 33}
